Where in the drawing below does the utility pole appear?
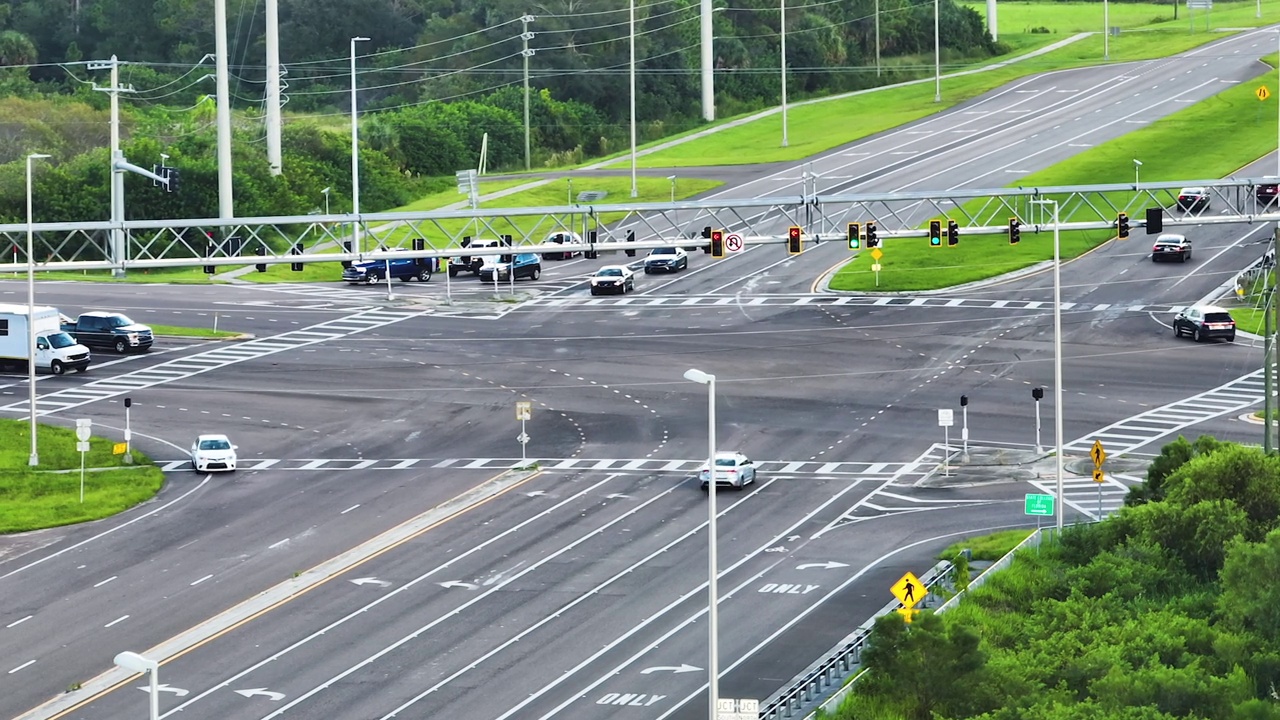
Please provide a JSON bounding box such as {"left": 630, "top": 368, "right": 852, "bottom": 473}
{"left": 264, "top": 0, "right": 282, "bottom": 175}
{"left": 521, "top": 15, "right": 535, "bottom": 172}
{"left": 89, "top": 56, "right": 134, "bottom": 278}
{"left": 214, "top": 0, "right": 234, "bottom": 219}
{"left": 1266, "top": 268, "right": 1273, "bottom": 455}
{"left": 700, "top": 0, "right": 714, "bottom": 121}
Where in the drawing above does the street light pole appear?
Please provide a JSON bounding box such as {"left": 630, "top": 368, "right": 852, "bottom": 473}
{"left": 1133, "top": 158, "right": 1142, "bottom": 188}
{"left": 1033, "top": 199, "right": 1065, "bottom": 531}
{"left": 321, "top": 186, "right": 331, "bottom": 216}
{"left": 25, "top": 152, "right": 49, "bottom": 467}
{"left": 668, "top": 175, "right": 676, "bottom": 203}
{"left": 629, "top": 0, "right": 638, "bottom": 199}
{"left": 350, "top": 36, "right": 370, "bottom": 255}
{"left": 683, "top": 368, "right": 718, "bottom": 720}
{"left": 934, "top": 0, "right": 941, "bottom": 103}
{"left": 114, "top": 651, "right": 159, "bottom": 720}
{"left": 780, "top": 0, "right": 788, "bottom": 147}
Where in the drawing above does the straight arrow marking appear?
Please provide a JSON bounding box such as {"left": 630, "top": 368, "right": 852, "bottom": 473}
{"left": 640, "top": 664, "right": 702, "bottom": 675}
{"left": 796, "top": 561, "right": 850, "bottom": 570}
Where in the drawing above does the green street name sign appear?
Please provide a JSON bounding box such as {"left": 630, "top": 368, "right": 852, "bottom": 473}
{"left": 1024, "top": 493, "right": 1055, "bottom": 516}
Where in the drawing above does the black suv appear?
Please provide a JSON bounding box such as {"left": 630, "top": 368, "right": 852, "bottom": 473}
{"left": 1173, "top": 306, "right": 1235, "bottom": 343}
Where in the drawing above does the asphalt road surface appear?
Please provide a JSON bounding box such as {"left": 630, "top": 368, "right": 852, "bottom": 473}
{"left": 3, "top": 31, "right": 1277, "bottom": 720}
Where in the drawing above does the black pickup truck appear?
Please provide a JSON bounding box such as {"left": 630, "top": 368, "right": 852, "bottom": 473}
{"left": 61, "top": 311, "right": 154, "bottom": 354}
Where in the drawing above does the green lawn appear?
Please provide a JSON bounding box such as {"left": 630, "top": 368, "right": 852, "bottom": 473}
{"left": 606, "top": 1, "right": 1272, "bottom": 170}
{"left": 0, "top": 418, "right": 165, "bottom": 534}
{"left": 830, "top": 50, "right": 1280, "bottom": 292}
{"left": 940, "top": 529, "right": 1036, "bottom": 562}
{"left": 150, "top": 324, "right": 240, "bottom": 339}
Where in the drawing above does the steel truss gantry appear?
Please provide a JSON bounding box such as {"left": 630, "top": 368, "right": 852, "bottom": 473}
{"left": 3, "top": 178, "right": 1276, "bottom": 273}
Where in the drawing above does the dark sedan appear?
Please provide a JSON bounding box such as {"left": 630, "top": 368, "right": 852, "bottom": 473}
{"left": 1151, "top": 234, "right": 1191, "bottom": 263}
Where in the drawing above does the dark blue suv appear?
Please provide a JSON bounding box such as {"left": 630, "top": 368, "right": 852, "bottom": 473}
{"left": 342, "top": 256, "right": 433, "bottom": 284}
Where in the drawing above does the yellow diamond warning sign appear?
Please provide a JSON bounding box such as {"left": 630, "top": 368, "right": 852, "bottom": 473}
{"left": 890, "top": 571, "right": 925, "bottom": 608}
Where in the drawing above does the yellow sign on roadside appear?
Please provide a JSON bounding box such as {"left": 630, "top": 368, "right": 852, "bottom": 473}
{"left": 870, "top": 248, "right": 883, "bottom": 261}
{"left": 1090, "top": 439, "right": 1107, "bottom": 468}
{"left": 516, "top": 400, "right": 532, "bottom": 421}
{"left": 890, "top": 571, "right": 925, "bottom": 608}
{"left": 1093, "top": 467, "right": 1105, "bottom": 484}
{"left": 112, "top": 442, "right": 127, "bottom": 455}
{"left": 1258, "top": 86, "right": 1271, "bottom": 102}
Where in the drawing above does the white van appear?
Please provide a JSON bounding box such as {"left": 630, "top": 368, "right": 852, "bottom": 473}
{"left": 0, "top": 304, "right": 92, "bottom": 375}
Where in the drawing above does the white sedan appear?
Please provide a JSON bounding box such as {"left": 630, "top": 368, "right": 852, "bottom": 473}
{"left": 699, "top": 451, "right": 757, "bottom": 490}
{"left": 589, "top": 265, "right": 636, "bottom": 295}
{"left": 191, "top": 434, "right": 238, "bottom": 472}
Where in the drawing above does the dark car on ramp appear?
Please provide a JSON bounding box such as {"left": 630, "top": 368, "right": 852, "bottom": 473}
{"left": 1151, "top": 234, "right": 1191, "bottom": 263}
{"left": 1173, "top": 305, "right": 1235, "bottom": 343}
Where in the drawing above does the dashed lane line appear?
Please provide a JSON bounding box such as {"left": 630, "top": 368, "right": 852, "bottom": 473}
{"left": 0, "top": 308, "right": 426, "bottom": 417}
{"left": 515, "top": 294, "right": 1192, "bottom": 314}
{"left": 153, "top": 456, "right": 921, "bottom": 474}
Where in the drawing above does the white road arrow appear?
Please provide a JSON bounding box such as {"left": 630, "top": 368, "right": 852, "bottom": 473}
{"left": 349, "top": 577, "right": 392, "bottom": 587}
{"left": 139, "top": 684, "right": 189, "bottom": 697}
{"left": 525, "top": 491, "right": 548, "bottom": 497}
{"left": 438, "top": 580, "right": 479, "bottom": 590}
{"left": 641, "top": 664, "right": 702, "bottom": 675}
{"left": 796, "top": 561, "right": 849, "bottom": 570}
{"left": 605, "top": 493, "right": 631, "bottom": 499}
{"left": 235, "top": 688, "right": 286, "bottom": 701}
{"left": 787, "top": 535, "right": 801, "bottom": 542}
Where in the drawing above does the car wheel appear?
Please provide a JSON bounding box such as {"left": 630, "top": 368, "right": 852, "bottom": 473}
{"left": 590, "top": 288, "right": 599, "bottom": 296}
{"left": 1194, "top": 328, "right": 1203, "bottom": 342}
{"left": 448, "top": 267, "right": 458, "bottom": 278}
{"left": 1174, "top": 325, "right": 1181, "bottom": 337}
{"left": 418, "top": 268, "right": 431, "bottom": 282}
{"left": 531, "top": 268, "right": 541, "bottom": 280}
{"left": 114, "top": 338, "right": 128, "bottom": 354}
{"left": 1227, "top": 333, "right": 1236, "bottom": 342}
{"left": 1179, "top": 253, "right": 1186, "bottom": 263}
{"left": 51, "top": 360, "right": 65, "bottom": 375}
{"left": 644, "top": 267, "right": 652, "bottom": 274}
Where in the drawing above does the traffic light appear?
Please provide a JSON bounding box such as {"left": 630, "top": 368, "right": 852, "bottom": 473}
{"left": 847, "top": 223, "right": 861, "bottom": 250}
{"left": 203, "top": 238, "right": 216, "bottom": 274}
{"left": 929, "top": 220, "right": 942, "bottom": 247}
{"left": 585, "top": 230, "right": 599, "bottom": 259}
{"left": 625, "top": 230, "right": 636, "bottom": 257}
{"left": 947, "top": 220, "right": 959, "bottom": 247}
{"left": 1117, "top": 212, "right": 1130, "bottom": 240}
{"left": 701, "top": 226, "right": 712, "bottom": 254}
{"left": 165, "top": 168, "right": 179, "bottom": 193}
{"left": 254, "top": 245, "right": 267, "bottom": 273}
{"left": 1032, "top": 386, "right": 1044, "bottom": 401}
{"left": 1145, "top": 207, "right": 1163, "bottom": 235}
{"left": 711, "top": 229, "right": 725, "bottom": 258}
{"left": 787, "top": 226, "right": 802, "bottom": 255}
{"left": 290, "top": 242, "right": 303, "bottom": 272}
{"left": 1009, "top": 217, "right": 1021, "bottom": 245}
{"left": 866, "top": 220, "right": 878, "bottom": 249}
{"left": 341, "top": 240, "right": 353, "bottom": 269}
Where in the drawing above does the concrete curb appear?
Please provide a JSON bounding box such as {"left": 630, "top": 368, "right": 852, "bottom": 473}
{"left": 15, "top": 467, "right": 542, "bottom": 720}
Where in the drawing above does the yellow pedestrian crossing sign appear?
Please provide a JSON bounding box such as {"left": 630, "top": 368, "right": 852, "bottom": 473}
{"left": 1090, "top": 439, "right": 1106, "bottom": 468}
{"left": 890, "top": 571, "right": 924, "bottom": 608}
{"left": 1259, "top": 85, "right": 1271, "bottom": 102}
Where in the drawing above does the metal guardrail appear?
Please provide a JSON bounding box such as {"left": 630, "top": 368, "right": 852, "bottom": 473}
{"left": 756, "top": 560, "right": 954, "bottom": 720}
{"left": 760, "top": 530, "right": 1048, "bottom": 720}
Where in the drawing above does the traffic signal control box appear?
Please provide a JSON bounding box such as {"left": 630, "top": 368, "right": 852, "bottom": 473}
{"left": 787, "top": 226, "right": 802, "bottom": 255}
{"left": 711, "top": 229, "right": 725, "bottom": 258}
{"left": 929, "top": 220, "right": 942, "bottom": 247}
{"left": 847, "top": 223, "right": 860, "bottom": 250}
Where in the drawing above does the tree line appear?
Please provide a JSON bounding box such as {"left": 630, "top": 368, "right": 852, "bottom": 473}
{"left": 837, "top": 435, "right": 1280, "bottom": 720}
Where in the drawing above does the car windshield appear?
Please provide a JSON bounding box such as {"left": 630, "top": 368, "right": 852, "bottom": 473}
{"left": 1205, "top": 313, "right": 1234, "bottom": 323}
{"left": 106, "top": 315, "right": 134, "bottom": 328}
{"left": 199, "top": 439, "right": 231, "bottom": 451}
{"left": 715, "top": 457, "right": 737, "bottom": 467}
{"left": 652, "top": 248, "right": 675, "bottom": 255}
{"left": 598, "top": 268, "right": 623, "bottom": 276}
{"left": 47, "top": 332, "right": 77, "bottom": 349}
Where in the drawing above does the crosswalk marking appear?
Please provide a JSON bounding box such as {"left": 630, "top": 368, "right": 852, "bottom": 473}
{"left": 0, "top": 308, "right": 425, "bottom": 417}
{"left": 154, "top": 456, "right": 923, "bottom": 474}
{"left": 513, "top": 293, "right": 1192, "bottom": 314}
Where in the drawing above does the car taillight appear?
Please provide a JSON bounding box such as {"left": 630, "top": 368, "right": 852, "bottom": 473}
{"left": 727, "top": 469, "right": 737, "bottom": 474}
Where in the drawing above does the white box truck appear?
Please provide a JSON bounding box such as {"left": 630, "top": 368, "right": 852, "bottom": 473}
{"left": 0, "top": 303, "right": 92, "bottom": 375}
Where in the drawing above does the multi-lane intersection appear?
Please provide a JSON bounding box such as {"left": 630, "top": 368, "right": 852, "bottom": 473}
{"left": 3, "top": 30, "right": 1278, "bottom": 720}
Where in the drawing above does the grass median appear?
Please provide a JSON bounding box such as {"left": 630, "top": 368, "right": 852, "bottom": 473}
{"left": 0, "top": 418, "right": 166, "bottom": 534}
{"left": 829, "top": 50, "right": 1280, "bottom": 292}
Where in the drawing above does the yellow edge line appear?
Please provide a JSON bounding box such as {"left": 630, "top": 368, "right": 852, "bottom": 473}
{"left": 33, "top": 467, "right": 544, "bottom": 720}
